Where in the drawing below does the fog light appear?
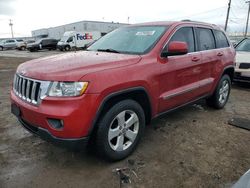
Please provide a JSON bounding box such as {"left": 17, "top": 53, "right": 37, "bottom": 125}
{"left": 47, "top": 118, "right": 64, "bottom": 130}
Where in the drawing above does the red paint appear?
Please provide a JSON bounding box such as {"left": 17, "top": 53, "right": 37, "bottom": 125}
{"left": 11, "top": 21, "right": 235, "bottom": 139}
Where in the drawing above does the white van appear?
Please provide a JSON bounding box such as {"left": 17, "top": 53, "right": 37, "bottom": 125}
{"left": 57, "top": 31, "right": 101, "bottom": 51}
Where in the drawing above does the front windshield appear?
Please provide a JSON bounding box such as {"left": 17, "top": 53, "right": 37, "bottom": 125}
{"left": 88, "top": 26, "right": 168, "bottom": 54}
{"left": 60, "top": 36, "right": 69, "bottom": 42}
{"left": 236, "top": 39, "right": 250, "bottom": 52}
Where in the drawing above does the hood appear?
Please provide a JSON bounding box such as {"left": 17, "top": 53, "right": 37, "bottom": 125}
{"left": 236, "top": 51, "right": 250, "bottom": 63}
{"left": 57, "top": 41, "right": 66, "bottom": 45}
{"left": 17, "top": 51, "right": 142, "bottom": 81}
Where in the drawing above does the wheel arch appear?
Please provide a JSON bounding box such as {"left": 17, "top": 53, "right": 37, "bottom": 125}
{"left": 222, "top": 65, "right": 234, "bottom": 82}
{"left": 88, "top": 87, "right": 152, "bottom": 137}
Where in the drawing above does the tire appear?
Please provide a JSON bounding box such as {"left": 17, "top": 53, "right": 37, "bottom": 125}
{"left": 0, "top": 46, "right": 3, "bottom": 51}
{"left": 21, "top": 46, "right": 25, "bottom": 51}
{"left": 206, "top": 74, "right": 231, "bottom": 109}
{"left": 95, "top": 99, "right": 145, "bottom": 161}
{"left": 65, "top": 45, "right": 70, "bottom": 51}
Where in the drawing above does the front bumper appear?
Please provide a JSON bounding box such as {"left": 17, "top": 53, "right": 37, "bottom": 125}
{"left": 11, "top": 90, "right": 100, "bottom": 139}
{"left": 18, "top": 118, "right": 88, "bottom": 150}
{"left": 234, "top": 69, "right": 250, "bottom": 83}
{"left": 57, "top": 44, "right": 66, "bottom": 50}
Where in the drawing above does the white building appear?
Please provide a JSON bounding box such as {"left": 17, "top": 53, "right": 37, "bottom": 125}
{"left": 32, "top": 20, "right": 129, "bottom": 40}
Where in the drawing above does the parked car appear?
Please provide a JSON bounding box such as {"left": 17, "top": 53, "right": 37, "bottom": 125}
{"left": 0, "top": 39, "right": 24, "bottom": 50}
{"left": 27, "top": 38, "right": 58, "bottom": 52}
{"left": 11, "top": 21, "right": 235, "bottom": 161}
{"left": 234, "top": 38, "right": 250, "bottom": 83}
{"left": 16, "top": 40, "right": 36, "bottom": 51}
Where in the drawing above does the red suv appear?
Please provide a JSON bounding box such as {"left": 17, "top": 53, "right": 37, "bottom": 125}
{"left": 11, "top": 21, "right": 235, "bottom": 161}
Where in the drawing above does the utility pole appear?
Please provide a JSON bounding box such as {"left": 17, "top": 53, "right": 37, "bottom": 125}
{"left": 245, "top": 1, "right": 250, "bottom": 38}
{"left": 9, "top": 19, "right": 14, "bottom": 38}
{"left": 224, "top": 0, "right": 231, "bottom": 31}
{"left": 127, "top": 17, "right": 130, "bottom": 24}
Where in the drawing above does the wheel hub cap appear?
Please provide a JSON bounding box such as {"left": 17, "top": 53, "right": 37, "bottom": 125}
{"left": 108, "top": 110, "right": 139, "bottom": 151}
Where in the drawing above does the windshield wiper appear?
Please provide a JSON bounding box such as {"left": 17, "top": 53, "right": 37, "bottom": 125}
{"left": 97, "top": 48, "right": 120, "bottom": 53}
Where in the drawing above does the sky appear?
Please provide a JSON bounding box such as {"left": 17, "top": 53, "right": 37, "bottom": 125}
{"left": 0, "top": 0, "right": 248, "bottom": 38}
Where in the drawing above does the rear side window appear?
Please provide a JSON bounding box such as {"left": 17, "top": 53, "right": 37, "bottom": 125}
{"left": 196, "top": 28, "right": 215, "bottom": 51}
{"left": 168, "top": 27, "right": 195, "bottom": 52}
{"left": 214, "top": 30, "right": 229, "bottom": 48}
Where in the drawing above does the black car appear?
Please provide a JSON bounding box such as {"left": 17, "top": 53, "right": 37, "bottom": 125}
{"left": 27, "top": 38, "right": 58, "bottom": 52}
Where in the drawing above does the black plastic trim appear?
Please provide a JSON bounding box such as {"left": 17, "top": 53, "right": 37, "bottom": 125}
{"left": 18, "top": 118, "right": 88, "bottom": 150}
{"left": 88, "top": 86, "right": 152, "bottom": 136}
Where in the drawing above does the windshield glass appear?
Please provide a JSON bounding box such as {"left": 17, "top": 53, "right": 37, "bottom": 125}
{"left": 60, "top": 36, "right": 70, "bottom": 42}
{"left": 88, "top": 26, "right": 168, "bottom": 54}
{"left": 236, "top": 39, "right": 250, "bottom": 52}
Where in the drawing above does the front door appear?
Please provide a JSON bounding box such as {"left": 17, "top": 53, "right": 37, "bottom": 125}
{"left": 158, "top": 26, "right": 202, "bottom": 113}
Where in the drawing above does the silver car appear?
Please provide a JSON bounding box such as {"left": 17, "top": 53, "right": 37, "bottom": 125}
{"left": 0, "top": 39, "right": 24, "bottom": 50}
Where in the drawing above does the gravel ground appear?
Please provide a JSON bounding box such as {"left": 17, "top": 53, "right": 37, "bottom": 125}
{"left": 0, "top": 55, "right": 250, "bottom": 188}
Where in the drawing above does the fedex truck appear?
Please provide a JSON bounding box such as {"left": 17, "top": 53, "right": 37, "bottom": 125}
{"left": 57, "top": 31, "right": 101, "bottom": 51}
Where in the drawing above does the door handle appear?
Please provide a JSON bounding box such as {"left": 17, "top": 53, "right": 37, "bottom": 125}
{"left": 217, "top": 52, "right": 223, "bottom": 56}
{"left": 191, "top": 57, "right": 200, "bottom": 62}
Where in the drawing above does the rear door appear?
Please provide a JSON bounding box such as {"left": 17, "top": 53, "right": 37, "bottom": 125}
{"left": 158, "top": 26, "right": 203, "bottom": 112}
{"left": 194, "top": 27, "right": 217, "bottom": 95}
{"left": 213, "top": 30, "right": 233, "bottom": 79}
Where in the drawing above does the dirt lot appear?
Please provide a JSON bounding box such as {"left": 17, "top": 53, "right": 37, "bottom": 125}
{"left": 0, "top": 55, "right": 250, "bottom": 188}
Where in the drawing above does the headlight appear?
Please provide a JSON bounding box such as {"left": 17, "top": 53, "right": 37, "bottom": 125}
{"left": 48, "top": 82, "right": 88, "bottom": 97}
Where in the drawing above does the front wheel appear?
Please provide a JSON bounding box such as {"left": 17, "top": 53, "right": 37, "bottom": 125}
{"left": 65, "top": 45, "right": 70, "bottom": 51}
{"left": 0, "top": 46, "right": 3, "bottom": 51}
{"left": 95, "top": 99, "right": 145, "bottom": 161}
{"left": 206, "top": 74, "right": 231, "bottom": 109}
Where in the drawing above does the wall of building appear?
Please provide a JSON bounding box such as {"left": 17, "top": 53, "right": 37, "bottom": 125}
{"left": 32, "top": 21, "right": 128, "bottom": 40}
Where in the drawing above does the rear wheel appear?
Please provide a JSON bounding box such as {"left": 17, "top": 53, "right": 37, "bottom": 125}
{"left": 95, "top": 99, "right": 145, "bottom": 161}
{"left": 206, "top": 74, "right": 231, "bottom": 109}
{"left": 0, "top": 46, "right": 3, "bottom": 51}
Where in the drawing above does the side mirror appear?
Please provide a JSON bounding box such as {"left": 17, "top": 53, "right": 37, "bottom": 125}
{"left": 162, "top": 41, "right": 188, "bottom": 57}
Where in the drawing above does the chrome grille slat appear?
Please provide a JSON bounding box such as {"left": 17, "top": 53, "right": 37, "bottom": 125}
{"left": 26, "top": 80, "right": 31, "bottom": 101}
{"left": 22, "top": 79, "right": 26, "bottom": 99}
{"left": 18, "top": 77, "right": 22, "bottom": 97}
{"left": 12, "top": 74, "right": 49, "bottom": 106}
{"left": 31, "top": 82, "right": 37, "bottom": 102}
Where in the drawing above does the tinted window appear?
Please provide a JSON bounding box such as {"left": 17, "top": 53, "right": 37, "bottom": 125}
{"left": 67, "top": 37, "right": 73, "bottom": 42}
{"left": 214, "top": 30, "right": 229, "bottom": 48}
{"left": 236, "top": 39, "right": 250, "bottom": 52}
{"left": 168, "top": 27, "right": 195, "bottom": 52}
{"left": 196, "top": 28, "right": 215, "bottom": 51}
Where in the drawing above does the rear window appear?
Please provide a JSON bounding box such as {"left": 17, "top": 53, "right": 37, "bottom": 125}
{"left": 196, "top": 28, "right": 215, "bottom": 51}
{"left": 214, "top": 30, "right": 229, "bottom": 48}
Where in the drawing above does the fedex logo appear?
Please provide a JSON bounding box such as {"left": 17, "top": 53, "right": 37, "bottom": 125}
{"left": 76, "top": 33, "right": 93, "bottom": 40}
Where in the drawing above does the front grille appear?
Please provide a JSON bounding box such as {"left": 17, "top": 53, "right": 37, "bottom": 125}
{"left": 239, "top": 63, "right": 250, "bottom": 69}
{"left": 13, "top": 74, "right": 41, "bottom": 105}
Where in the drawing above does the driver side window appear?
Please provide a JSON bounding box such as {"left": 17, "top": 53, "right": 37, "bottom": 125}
{"left": 67, "top": 37, "right": 73, "bottom": 43}
{"left": 167, "top": 27, "right": 195, "bottom": 53}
